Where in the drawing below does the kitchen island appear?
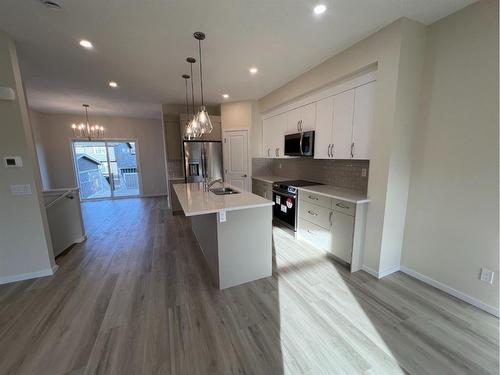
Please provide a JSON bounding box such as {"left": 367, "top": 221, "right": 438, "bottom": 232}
{"left": 173, "top": 183, "right": 274, "bottom": 289}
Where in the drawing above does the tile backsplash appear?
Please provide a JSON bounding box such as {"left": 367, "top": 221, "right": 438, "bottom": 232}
{"left": 252, "top": 158, "right": 369, "bottom": 194}
{"left": 167, "top": 160, "right": 184, "bottom": 179}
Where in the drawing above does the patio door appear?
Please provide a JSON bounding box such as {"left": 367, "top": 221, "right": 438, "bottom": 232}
{"left": 72, "top": 140, "right": 141, "bottom": 200}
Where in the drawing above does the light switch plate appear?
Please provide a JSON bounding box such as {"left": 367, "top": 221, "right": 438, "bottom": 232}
{"left": 3, "top": 156, "right": 23, "bottom": 168}
{"left": 361, "top": 168, "right": 367, "bottom": 177}
{"left": 219, "top": 210, "right": 226, "bottom": 223}
{"left": 10, "top": 184, "right": 32, "bottom": 196}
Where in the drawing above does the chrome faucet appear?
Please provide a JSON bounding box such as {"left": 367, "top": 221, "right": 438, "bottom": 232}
{"left": 204, "top": 178, "right": 223, "bottom": 191}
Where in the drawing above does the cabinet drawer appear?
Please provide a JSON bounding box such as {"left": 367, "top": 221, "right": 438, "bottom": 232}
{"left": 298, "top": 218, "right": 331, "bottom": 251}
{"left": 299, "top": 200, "right": 332, "bottom": 229}
{"left": 299, "top": 191, "right": 332, "bottom": 209}
{"left": 331, "top": 198, "right": 355, "bottom": 216}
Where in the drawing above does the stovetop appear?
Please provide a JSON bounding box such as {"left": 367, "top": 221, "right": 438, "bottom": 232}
{"left": 275, "top": 180, "right": 320, "bottom": 188}
{"left": 273, "top": 180, "right": 322, "bottom": 195}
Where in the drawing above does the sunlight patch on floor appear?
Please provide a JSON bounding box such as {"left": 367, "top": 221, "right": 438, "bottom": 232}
{"left": 272, "top": 226, "right": 405, "bottom": 374}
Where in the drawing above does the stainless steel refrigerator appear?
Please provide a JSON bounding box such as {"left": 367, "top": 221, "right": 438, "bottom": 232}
{"left": 183, "top": 141, "right": 223, "bottom": 183}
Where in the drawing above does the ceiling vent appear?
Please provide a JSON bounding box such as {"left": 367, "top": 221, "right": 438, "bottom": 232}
{"left": 40, "top": 0, "right": 62, "bottom": 10}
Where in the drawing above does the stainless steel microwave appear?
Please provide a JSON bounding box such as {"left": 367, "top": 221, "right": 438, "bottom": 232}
{"left": 284, "top": 131, "right": 315, "bottom": 157}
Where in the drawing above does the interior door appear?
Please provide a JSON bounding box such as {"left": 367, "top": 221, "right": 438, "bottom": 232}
{"left": 223, "top": 130, "right": 249, "bottom": 191}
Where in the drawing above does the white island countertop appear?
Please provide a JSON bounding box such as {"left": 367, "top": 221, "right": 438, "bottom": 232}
{"left": 298, "top": 185, "right": 370, "bottom": 204}
{"left": 173, "top": 182, "right": 274, "bottom": 216}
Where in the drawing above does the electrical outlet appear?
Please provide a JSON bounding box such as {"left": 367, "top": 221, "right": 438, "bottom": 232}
{"left": 361, "top": 168, "right": 367, "bottom": 177}
{"left": 480, "top": 268, "right": 495, "bottom": 284}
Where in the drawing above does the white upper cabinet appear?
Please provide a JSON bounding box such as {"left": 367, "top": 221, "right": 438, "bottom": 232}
{"left": 262, "top": 118, "right": 273, "bottom": 158}
{"left": 286, "top": 103, "right": 316, "bottom": 133}
{"left": 262, "top": 114, "right": 286, "bottom": 158}
{"left": 299, "top": 103, "right": 316, "bottom": 131}
{"left": 352, "top": 81, "right": 376, "bottom": 159}
{"left": 263, "top": 73, "right": 376, "bottom": 160}
{"left": 286, "top": 108, "right": 301, "bottom": 133}
{"left": 332, "top": 89, "right": 355, "bottom": 159}
{"left": 315, "top": 97, "right": 334, "bottom": 159}
{"left": 273, "top": 113, "right": 287, "bottom": 157}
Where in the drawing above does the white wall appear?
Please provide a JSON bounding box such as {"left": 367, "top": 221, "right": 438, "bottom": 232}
{"left": 259, "top": 18, "right": 426, "bottom": 276}
{"left": 30, "top": 110, "right": 168, "bottom": 197}
{"left": 402, "top": 0, "right": 499, "bottom": 312}
{"left": 0, "top": 31, "right": 55, "bottom": 283}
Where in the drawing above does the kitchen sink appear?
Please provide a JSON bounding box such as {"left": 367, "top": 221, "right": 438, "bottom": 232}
{"left": 210, "top": 187, "right": 239, "bottom": 195}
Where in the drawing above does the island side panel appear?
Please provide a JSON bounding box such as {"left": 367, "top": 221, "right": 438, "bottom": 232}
{"left": 191, "top": 213, "right": 220, "bottom": 287}
{"left": 216, "top": 206, "right": 273, "bottom": 289}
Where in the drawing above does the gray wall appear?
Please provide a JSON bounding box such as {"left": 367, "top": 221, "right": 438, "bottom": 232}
{"left": 0, "top": 31, "right": 55, "bottom": 282}
{"left": 401, "top": 0, "right": 499, "bottom": 311}
{"left": 31, "top": 110, "right": 168, "bottom": 197}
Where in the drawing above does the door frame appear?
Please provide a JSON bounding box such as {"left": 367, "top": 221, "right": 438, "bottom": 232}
{"left": 69, "top": 137, "right": 144, "bottom": 201}
{"left": 222, "top": 129, "right": 251, "bottom": 191}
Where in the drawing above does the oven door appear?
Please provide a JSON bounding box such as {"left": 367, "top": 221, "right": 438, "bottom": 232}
{"left": 272, "top": 190, "right": 297, "bottom": 230}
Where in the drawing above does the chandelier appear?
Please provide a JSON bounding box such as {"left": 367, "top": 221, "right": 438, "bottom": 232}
{"left": 71, "top": 104, "right": 104, "bottom": 140}
{"left": 183, "top": 31, "right": 212, "bottom": 139}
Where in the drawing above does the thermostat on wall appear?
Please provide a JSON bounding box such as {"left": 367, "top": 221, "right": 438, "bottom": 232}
{"left": 3, "top": 156, "right": 23, "bottom": 168}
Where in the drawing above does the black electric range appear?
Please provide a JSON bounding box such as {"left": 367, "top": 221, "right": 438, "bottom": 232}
{"left": 272, "top": 180, "right": 322, "bottom": 231}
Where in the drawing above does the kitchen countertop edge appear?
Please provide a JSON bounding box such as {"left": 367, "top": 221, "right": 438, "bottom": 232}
{"left": 298, "top": 185, "right": 370, "bottom": 204}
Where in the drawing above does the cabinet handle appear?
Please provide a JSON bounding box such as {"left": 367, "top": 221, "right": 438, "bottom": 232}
{"left": 299, "top": 120, "right": 302, "bottom": 132}
{"left": 336, "top": 203, "right": 350, "bottom": 209}
{"left": 267, "top": 148, "right": 270, "bottom": 157}
{"left": 308, "top": 195, "right": 318, "bottom": 200}
{"left": 276, "top": 148, "right": 279, "bottom": 157}
{"left": 242, "top": 174, "right": 247, "bottom": 178}
{"left": 351, "top": 142, "right": 354, "bottom": 158}
{"left": 329, "top": 211, "right": 333, "bottom": 226}
{"left": 331, "top": 144, "right": 334, "bottom": 157}
{"left": 297, "top": 120, "right": 300, "bottom": 132}
{"left": 327, "top": 144, "right": 331, "bottom": 157}
{"left": 307, "top": 210, "right": 318, "bottom": 216}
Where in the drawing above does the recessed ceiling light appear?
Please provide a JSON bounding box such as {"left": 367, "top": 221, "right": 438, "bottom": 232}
{"left": 222, "top": 94, "right": 229, "bottom": 99}
{"left": 249, "top": 67, "right": 258, "bottom": 75}
{"left": 109, "top": 81, "right": 118, "bottom": 88}
{"left": 79, "top": 40, "right": 93, "bottom": 49}
{"left": 313, "top": 4, "right": 327, "bottom": 15}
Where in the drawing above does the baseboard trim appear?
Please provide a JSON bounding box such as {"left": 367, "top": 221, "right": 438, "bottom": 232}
{"left": 400, "top": 266, "right": 499, "bottom": 318}
{"left": 0, "top": 264, "right": 58, "bottom": 285}
{"left": 75, "top": 235, "right": 87, "bottom": 243}
{"left": 361, "top": 264, "right": 400, "bottom": 279}
{"left": 141, "top": 193, "right": 167, "bottom": 198}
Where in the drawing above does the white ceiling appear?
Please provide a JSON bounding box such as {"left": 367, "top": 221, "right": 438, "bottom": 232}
{"left": 0, "top": 0, "right": 475, "bottom": 119}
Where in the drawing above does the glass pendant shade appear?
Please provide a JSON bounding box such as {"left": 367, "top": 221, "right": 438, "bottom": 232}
{"left": 196, "top": 106, "right": 213, "bottom": 134}
{"left": 189, "top": 115, "right": 202, "bottom": 138}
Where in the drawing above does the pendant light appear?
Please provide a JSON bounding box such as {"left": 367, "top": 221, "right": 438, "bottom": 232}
{"left": 187, "top": 57, "right": 201, "bottom": 138}
{"left": 71, "top": 104, "right": 104, "bottom": 140}
{"left": 194, "top": 31, "right": 213, "bottom": 135}
{"left": 182, "top": 74, "right": 194, "bottom": 140}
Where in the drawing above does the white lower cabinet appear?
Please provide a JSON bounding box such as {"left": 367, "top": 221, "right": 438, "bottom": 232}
{"left": 330, "top": 211, "right": 354, "bottom": 263}
{"left": 298, "top": 192, "right": 361, "bottom": 266}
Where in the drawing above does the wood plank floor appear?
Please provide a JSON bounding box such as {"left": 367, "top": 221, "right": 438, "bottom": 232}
{"left": 0, "top": 197, "right": 498, "bottom": 375}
